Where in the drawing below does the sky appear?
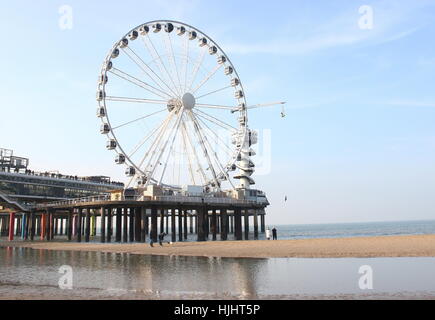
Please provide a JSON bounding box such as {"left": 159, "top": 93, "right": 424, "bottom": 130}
{"left": 1, "top": 0, "right": 435, "bottom": 225}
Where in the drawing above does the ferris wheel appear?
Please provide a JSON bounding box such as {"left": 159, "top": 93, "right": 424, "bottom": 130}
{"left": 96, "top": 20, "right": 273, "bottom": 192}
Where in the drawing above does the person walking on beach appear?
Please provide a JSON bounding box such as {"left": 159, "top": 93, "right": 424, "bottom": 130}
{"left": 265, "top": 227, "right": 271, "bottom": 240}
{"left": 158, "top": 232, "right": 169, "bottom": 246}
{"left": 272, "top": 227, "right": 277, "bottom": 240}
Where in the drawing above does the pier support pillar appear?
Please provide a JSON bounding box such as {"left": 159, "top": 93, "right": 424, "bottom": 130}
{"left": 49, "top": 212, "right": 54, "bottom": 241}
{"left": 100, "top": 207, "right": 106, "bottom": 243}
{"left": 178, "top": 208, "right": 183, "bottom": 242}
{"left": 30, "top": 212, "right": 35, "bottom": 241}
{"left": 261, "top": 214, "right": 265, "bottom": 233}
{"left": 253, "top": 211, "right": 259, "bottom": 240}
{"left": 183, "top": 210, "right": 188, "bottom": 240}
{"left": 135, "top": 207, "right": 141, "bottom": 242}
{"left": 85, "top": 209, "right": 91, "bottom": 242}
{"left": 8, "top": 212, "right": 15, "bottom": 241}
{"left": 107, "top": 208, "right": 112, "bottom": 243}
{"left": 165, "top": 214, "right": 169, "bottom": 234}
{"left": 123, "top": 208, "right": 128, "bottom": 243}
{"left": 189, "top": 214, "right": 193, "bottom": 234}
{"left": 244, "top": 209, "right": 249, "bottom": 240}
{"left": 140, "top": 208, "right": 146, "bottom": 243}
{"left": 77, "top": 209, "right": 82, "bottom": 242}
{"left": 67, "top": 210, "right": 72, "bottom": 241}
{"left": 197, "top": 206, "right": 207, "bottom": 242}
{"left": 220, "top": 209, "right": 228, "bottom": 241}
{"left": 150, "top": 206, "right": 158, "bottom": 243}
{"left": 234, "top": 209, "right": 242, "bottom": 241}
{"left": 171, "top": 208, "right": 176, "bottom": 242}
{"left": 160, "top": 209, "right": 165, "bottom": 235}
{"left": 211, "top": 210, "right": 217, "bottom": 241}
{"left": 129, "top": 208, "right": 135, "bottom": 242}
{"left": 115, "top": 208, "right": 122, "bottom": 242}
{"left": 230, "top": 215, "right": 234, "bottom": 234}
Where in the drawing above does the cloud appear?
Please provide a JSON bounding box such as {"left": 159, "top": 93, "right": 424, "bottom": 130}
{"left": 386, "top": 100, "right": 435, "bottom": 108}
{"left": 223, "top": 1, "right": 430, "bottom": 56}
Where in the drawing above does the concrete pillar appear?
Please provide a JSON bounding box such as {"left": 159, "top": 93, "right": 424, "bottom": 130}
{"left": 67, "top": 210, "right": 72, "bottom": 241}
{"left": 116, "top": 208, "right": 122, "bottom": 242}
{"left": 8, "top": 212, "right": 15, "bottom": 241}
{"left": 261, "top": 214, "right": 265, "bottom": 233}
{"left": 123, "top": 208, "right": 128, "bottom": 243}
{"left": 230, "top": 214, "right": 234, "bottom": 234}
{"left": 211, "top": 210, "right": 217, "bottom": 241}
{"left": 107, "top": 208, "right": 112, "bottom": 243}
{"left": 150, "top": 206, "right": 158, "bottom": 242}
{"left": 49, "top": 212, "right": 54, "bottom": 241}
{"left": 77, "top": 209, "right": 82, "bottom": 242}
{"left": 220, "top": 209, "right": 228, "bottom": 241}
{"left": 165, "top": 214, "right": 169, "bottom": 234}
{"left": 183, "top": 210, "right": 188, "bottom": 240}
{"left": 101, "top": 207, "right": 106, "bottom": 243}
{"left": 171, "top": 208, "right": 176, "bottom": 242}
{"left": 21, "top": 213, "right": 26, "bottom": 240}
{"left": 140, "top": 208, "right": 146, "bottom": 243}
{"left": 85, "top": 209, "right": 91, "bottom": 242}
{"left": 253, "top": 211, "right": 259, "bottom": 240}
{"left": 178, "top": 208, "right": 183, "bottom": 242}
{"left": 197, "top": 206, "right": 206, "bottom": 242}
{"left": 29, "top": 212, "right": 35, "bottom": 241}
{"left": 234, "top": 208, "right": 242, "bottom": 241}
{"left": 160, "top": 209, "right": 165, "bottom": 235}
{"left": 135, "top": 207, "right": 141, "bottom": 242}
{"left": 244, "top": 209, "right": 249, "bottom": 240}
{"left": 129, "top": 208, "right": 135, "bottom": 242}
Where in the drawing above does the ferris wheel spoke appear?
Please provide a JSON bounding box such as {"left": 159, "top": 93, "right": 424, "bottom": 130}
{"left": 147, "top": 108, "right": 185, "bottom": 183}
{"left": 128, "top": 111, "right": 173, "bottom": 158}
{"left": 182, "top": 34, "right": 190, "bottom": 93}
{"left": 165, "top": 33, "right": 183, "bottom": 96}
{"left": 143, "top": 35, "right": 181, "bottom": 98}
{"left": 180, "top": 124, "right": 197, "bottom": 185}
{"left": 195, "top": 103, "right": 236, "bottom": 110}
{"left": 195, "top": 85, "right": 232, "bottom": 100}
{"left": 193, "top": 109, "right": 238, "bottom": 131}
{"left": 187, "top": 111, "right": 220, "bottom": 187}
{"left": 106, "top": 96, "right": 167, "bottom": 105}
{"left": 191, "top": 64, "right": 223, "bottom": 94}
{"left": 158, "top": 109, "right": 185, "bottom": 185}
{"left": 190, "top": 112, "right": 235, "bottom": 189}
{"left": 181, "top": 121, "right": 207, "bottom": 184}
{"left": 122, "top": 47, "right": 178, "bottom": 98}
{"left": 194, "top": 113, "right": 234, "bottom": 157}
{"left": 136, "top": 110, "right": 176, "bottom": 173}
{"left": 112, "top": 108, "right": 167, "bottom": 130}
{"left": 109, "top": 68, "right": 171, "bottom": 100}
{"left": 188, "top": 47, "right": 207, "bottom": 93}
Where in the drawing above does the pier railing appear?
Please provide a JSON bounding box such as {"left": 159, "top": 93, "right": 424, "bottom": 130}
{"left": 34, "top": 193, "right": 258, "bottom": 209}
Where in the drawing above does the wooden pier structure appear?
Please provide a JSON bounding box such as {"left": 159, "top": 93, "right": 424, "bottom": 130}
{"left": 0, "top": 195, "right": 267, "bottom": 243}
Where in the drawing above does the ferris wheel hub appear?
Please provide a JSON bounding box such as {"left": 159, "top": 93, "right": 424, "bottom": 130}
{"left": 182, "top": 92, "right": 196, "bottom": 110}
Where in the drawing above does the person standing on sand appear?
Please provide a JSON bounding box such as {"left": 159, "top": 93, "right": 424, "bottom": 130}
{"left": 265, "top": 227, "right": 271, "bottom": 240}
{"left": 272, "top": 227, "right": 277, "bottom": 240}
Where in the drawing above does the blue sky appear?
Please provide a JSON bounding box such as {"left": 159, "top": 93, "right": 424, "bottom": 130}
{"left": 1, "top": 0, "right": 435, "bottom": 224}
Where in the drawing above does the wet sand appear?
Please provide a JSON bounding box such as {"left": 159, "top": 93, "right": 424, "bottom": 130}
{"left": 1, "top": 234, "right": 435, "bottom": 258}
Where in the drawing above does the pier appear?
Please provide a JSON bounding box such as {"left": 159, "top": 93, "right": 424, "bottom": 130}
{"left": 0, "top": 195, "right": 266, "bottom": 243}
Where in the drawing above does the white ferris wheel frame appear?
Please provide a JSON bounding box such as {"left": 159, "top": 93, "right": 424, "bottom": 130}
{"left": 97, "top": 20, "right": 249, "bottom": 191}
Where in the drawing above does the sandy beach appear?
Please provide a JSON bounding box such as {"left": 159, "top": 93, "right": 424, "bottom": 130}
{"left": 1, "top": 234, "right": 435, "bottom": 258}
